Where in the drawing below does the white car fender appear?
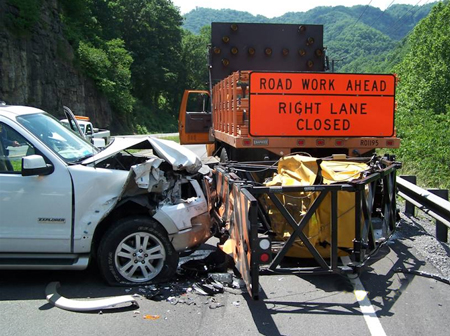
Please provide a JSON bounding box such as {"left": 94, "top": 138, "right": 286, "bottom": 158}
{"left": 68, "top": 165, "right": 129, "bottom": 252}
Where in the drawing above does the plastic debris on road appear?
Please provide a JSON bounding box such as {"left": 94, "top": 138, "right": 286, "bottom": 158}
{"left": 45, "top": 282, "right": 139, "bottom": 312}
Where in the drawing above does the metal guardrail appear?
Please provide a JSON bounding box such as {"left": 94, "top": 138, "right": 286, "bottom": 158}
{"left": 397, "top": 175, "right": 450, "bottom": 242}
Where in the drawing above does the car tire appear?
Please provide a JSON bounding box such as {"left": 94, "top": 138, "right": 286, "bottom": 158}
{"left": 97, "top": 216, "right": 179, "bottom": 286}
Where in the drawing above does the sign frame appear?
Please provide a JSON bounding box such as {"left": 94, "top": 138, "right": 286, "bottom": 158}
{"left": 248, "top": 71, "right": 396, "bottom": 138}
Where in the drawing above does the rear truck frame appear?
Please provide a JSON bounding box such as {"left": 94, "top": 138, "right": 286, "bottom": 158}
{"left": 206, "top": 155, "right": 400, "bottom": 299}
{"left": 179, "top": 22, "right": 400, "bottom": 161}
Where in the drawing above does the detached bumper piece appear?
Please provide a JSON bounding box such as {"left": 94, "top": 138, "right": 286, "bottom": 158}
{"left": 45, "top": 282, "right": 139, "bottom": 312}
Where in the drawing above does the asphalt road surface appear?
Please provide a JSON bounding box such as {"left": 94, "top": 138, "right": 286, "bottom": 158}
{"left": 1, "top": 217, "right": 449, "bottom": 336}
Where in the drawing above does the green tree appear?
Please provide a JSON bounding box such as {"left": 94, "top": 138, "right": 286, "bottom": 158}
{"left": 394, "top": 1, "right": 450, "bottom": 114}
{"left": 59, "top": 0, "right": 185, "bottom": 132}
{"left": 392, "top": 1, "right": 450, "bottom": 188}
{"left": 104, "top": 0, "right": 184, "bottom": 111}
{"left": 77, "top": 38, "right": 134, "bottom": 121}
{"left": 180, "top": 26, "right": 210, "bottom": 90}
{"left": 5, "top": 0, "right": 43, "bottom": 34}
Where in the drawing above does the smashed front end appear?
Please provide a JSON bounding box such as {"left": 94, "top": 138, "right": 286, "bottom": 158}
{"left": 81, "top": 137, "right": 212, "bottom": 253}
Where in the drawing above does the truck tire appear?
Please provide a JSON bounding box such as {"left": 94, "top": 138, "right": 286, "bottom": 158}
{"left": 97, "top": 216, "right": 179, "bottom": 286}
{"left": 219, "top": 148, "right": 229, "bottom": 163}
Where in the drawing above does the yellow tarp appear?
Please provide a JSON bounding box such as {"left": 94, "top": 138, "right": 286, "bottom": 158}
{"left": 263, "top": 155, "right": 368, "bottom": 258}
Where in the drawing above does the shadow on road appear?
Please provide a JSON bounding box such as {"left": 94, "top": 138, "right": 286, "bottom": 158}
{"left": 0, "top": 263, "right": 121, "bottom": 301}
{"left": 242, "top": 219, "right": 433, "bottom": 334}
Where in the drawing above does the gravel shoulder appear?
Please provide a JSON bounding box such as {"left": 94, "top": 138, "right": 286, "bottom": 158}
{"left": 394, "top": 202, "right": 450, "bottom": 279}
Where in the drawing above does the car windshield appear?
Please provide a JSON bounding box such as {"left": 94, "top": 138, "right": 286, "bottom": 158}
{"left": 16, "top": 112, "right": 98, "bottom": 163}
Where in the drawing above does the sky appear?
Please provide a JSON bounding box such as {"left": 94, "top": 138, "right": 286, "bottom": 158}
{"left": 171, "top": 0, "right": 433, "bottom": 18}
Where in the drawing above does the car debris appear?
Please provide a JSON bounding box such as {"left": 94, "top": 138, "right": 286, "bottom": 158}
{"left": 105, "top": 247, "right": 248, "bottom": 312}
{"left": 208, "top": 273, "right": 233, "bottom": 285}
{"left": 179, "top": 249, "right": 236, "bottom": 276}
{"left": 167, "top": 296, "right": 179, "bottom": 305}
{"left": 208, "top": 297, "right": 225, "bottom": 309}
{"left": 45, "top": 282, "right": 139, "bottom": 312}
{"left": 192, "top": 277, "right": 224, "bottom": 296}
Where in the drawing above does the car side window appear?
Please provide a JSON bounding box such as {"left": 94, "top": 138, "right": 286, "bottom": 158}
{"left": 0, "top": 122, "right": 36, "bottom": 174}
{"left": 85, "top": 124, "right": 93, "bottom": 135}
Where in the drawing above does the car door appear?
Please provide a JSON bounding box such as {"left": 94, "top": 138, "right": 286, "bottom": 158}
{"left": 0, "top": 120, "right": 73, "bottom": 253}
{"left": 178, "top": 90, "right": 214, "bottom": 145}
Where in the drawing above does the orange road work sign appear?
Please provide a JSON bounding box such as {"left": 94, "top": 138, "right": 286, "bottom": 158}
{"left": 249, "top": 72, "right": 396, "bottom": 137}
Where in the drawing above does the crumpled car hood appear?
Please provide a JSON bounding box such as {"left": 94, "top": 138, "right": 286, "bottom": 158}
{"left": 82, "top": 137, "right": 202, "bottom": 174}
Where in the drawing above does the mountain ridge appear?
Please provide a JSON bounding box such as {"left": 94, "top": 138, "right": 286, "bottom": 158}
{"left": 181, "top": 3, "right": 436, "bottom": 72}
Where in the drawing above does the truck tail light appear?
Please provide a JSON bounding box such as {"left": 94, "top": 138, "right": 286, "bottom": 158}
{"left": 258, "top": 238, "right": 272, "bottom": 264}
{"left": 260, "top": 253, "right": 270, "bottom": 263}
{"left": 243, "top": 139, "right": 251, "bottom": 146}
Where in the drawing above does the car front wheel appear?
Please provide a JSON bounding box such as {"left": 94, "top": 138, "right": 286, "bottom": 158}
{"left": 97, "top": 216, "right": 179, "bottom": 286}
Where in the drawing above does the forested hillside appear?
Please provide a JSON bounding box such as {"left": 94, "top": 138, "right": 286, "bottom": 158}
{"left": 183, "top": 3, "right": 435, "bottom": 73}
{"left": 2, "top": 0, "right": 191, "bottom": 133}
{"left": 1, "top": 0, "right": 436, "bottom": 133}
{"left": 184, "top": 4, "right": 433, "bottom": 39}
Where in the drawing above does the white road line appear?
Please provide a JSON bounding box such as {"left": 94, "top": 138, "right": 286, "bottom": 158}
{"left": 341, "top": 256, "right": 387, "bottom": 336}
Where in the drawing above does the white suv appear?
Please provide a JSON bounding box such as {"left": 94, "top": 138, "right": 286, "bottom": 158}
{"left": 0, "top": 105, "right": 212, "bottom": 285}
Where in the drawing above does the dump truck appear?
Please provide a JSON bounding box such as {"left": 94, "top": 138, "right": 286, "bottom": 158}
{"left": 179, "top": 23, "right": 402, "bottom": 299}
{"left": 178, "top": 22, "right": 400, "bottom": 161}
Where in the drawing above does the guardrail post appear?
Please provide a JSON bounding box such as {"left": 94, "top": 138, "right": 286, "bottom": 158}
{"left": 401, "top": 175, "right": 417, "bottom": 216}
{"left": 427, "top": 189, "right": 449, "bottom": 243}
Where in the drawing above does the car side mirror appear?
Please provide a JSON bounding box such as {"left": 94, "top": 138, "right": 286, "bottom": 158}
{"left": 92, "top": 137, "right": 106, "bottom": 148}
{"left": 22, "top": 155, "right": 54, "bottom": 176}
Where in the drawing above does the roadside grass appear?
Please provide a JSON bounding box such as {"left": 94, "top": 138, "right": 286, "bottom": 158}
{"left": 11, "top": 159, "right": 21, "bottom": 172}
{"left": 155, "top": 134, "right": 179, "bottom": 143}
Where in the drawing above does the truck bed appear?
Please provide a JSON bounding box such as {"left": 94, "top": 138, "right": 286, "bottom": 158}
{"left": 212, "top": 71, "right": 400, "bottom": 158}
